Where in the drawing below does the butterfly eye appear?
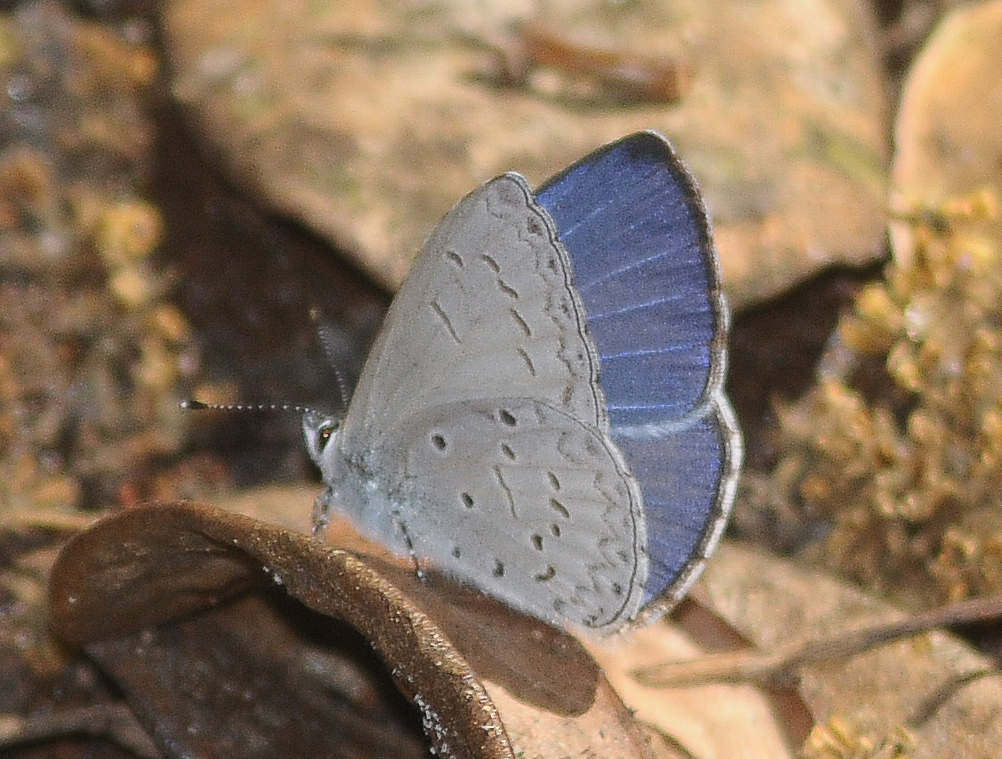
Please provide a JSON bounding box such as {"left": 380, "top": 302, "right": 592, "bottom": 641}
{"left": 317, "top": 421, "right": 339, "bottom": 449}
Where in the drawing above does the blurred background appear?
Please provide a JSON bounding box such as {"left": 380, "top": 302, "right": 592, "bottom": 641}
{"left": 2, "top": 0, "right": 1002, "bottom": 756}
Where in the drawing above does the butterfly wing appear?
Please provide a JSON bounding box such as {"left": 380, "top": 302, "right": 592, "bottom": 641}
{"left": 537, "top": 131, "right": 742, "bottom": 616}
{"left": 327, "top": 173, "right": 649, "bottom": 630}
{"left": 376, "top": 398, "right": 647, "bottom": 630}
{"left": 322, "top": 132, "right": 740, "bottom": 633}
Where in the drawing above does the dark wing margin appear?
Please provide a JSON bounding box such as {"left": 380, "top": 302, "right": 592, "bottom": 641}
{"left": 536, "top": 131, "right": 742, "bottom": 619}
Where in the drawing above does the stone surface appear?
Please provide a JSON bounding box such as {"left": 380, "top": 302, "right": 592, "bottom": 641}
{"left": 164, "top": 0, "right": 888, "bottom": 309}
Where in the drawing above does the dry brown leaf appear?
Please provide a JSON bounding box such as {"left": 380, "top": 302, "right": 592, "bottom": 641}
{"left": 55, "top": 487, "right": 1002, "bottom": 757}
{"left": 49, "top": 502, "right": 653, "bottom": 758}
{"left": 700, "top": 542, "right": 1002, "bottom": 759}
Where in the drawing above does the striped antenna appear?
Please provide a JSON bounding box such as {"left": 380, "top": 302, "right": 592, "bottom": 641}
{"left": 309, "top": 306, "right": 352, "bottom": 412}
{"left": 180, "top": 399, "right": 325, "bottom": 417}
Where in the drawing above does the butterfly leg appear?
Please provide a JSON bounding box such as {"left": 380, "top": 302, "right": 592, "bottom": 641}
{"left": 312, "top": 489, "right": 333, "bottom": 535}
{"left": 390, "top": 510, "right": 429, "bottom": 582}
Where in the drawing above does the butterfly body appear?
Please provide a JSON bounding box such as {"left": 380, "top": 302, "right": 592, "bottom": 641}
{"left": 305, "top": 132, "right": 741, "bottom": 634}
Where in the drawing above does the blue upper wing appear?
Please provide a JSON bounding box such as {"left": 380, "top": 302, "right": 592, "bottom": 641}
{"left": 536, "top": 131, "right": 741, "bottom": 610}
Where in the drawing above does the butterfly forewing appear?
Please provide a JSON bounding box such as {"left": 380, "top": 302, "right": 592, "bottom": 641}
{"left": 339, "top": 175, "right": 607, "bottom": 447}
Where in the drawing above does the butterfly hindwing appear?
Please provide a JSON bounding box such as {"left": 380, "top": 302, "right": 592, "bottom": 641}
{"left": 384, "top": 398, "right": 647, "bottom": 631}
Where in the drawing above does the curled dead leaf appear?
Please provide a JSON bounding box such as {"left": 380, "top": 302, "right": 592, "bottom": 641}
{"left": 49, "top": 502, "right": 658, "bottom": 758}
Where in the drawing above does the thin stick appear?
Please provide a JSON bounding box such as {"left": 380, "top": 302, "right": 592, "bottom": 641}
{"left": 633, "top": 593, "right": 1002, "bottom": 688}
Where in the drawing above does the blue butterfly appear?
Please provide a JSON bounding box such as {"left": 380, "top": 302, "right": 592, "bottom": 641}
{"left": 304, "top": 131, "right": 742, "bottom": 634}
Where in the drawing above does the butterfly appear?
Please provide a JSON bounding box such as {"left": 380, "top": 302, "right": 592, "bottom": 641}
{"left": 303, "top": 131, "right": 741, "bottom": 635}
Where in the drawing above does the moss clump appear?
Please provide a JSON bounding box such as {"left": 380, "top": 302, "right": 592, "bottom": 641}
{"left": 754, "top": 191, "right": 1002, "bottom": 608}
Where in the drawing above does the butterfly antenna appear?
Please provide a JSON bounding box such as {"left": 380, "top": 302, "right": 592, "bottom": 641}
{"left": 180, "top": 399, "right": 324, "bottom": 417}
{"left": 309, "top": 306, "right": 352, "bottom": 412}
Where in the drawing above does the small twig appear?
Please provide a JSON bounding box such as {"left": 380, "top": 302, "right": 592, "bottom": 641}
{"left": 500, "top": 23, "right": 694, "bottom": 103}
{"left": 633, "top": 593, "right": 1002, "bottom": 688}
{"left": 907, "top": 668, "right": 997, "bottom": 728}
{"left": 0, "top": 702, "right": 160, "bottom": 758}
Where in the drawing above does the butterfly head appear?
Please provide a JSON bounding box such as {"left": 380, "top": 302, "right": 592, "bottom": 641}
{"left": 180, "top": 397, "right": 348, "bottom": 491}
{"left": 302, "top": 410, "right": 344, "bottom": 483}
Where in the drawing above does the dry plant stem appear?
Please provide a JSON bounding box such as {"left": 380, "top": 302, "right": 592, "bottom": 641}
{"left": 0, "top": 703, "right": 160, "bottom": 758}
{"left": 634, "top": 594, "right": 1002, "bottom": 688}
{"left": 508, "top": 23, "right": 693, "bottom": 102}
